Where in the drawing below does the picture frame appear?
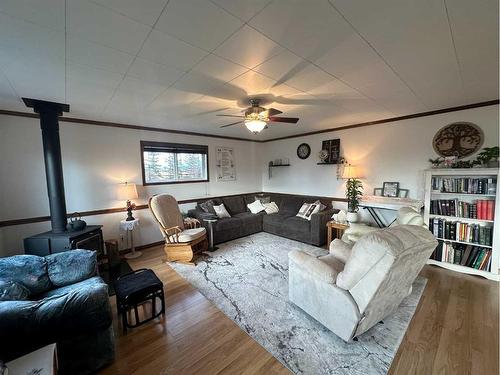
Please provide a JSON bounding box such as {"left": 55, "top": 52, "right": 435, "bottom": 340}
{"left": 373, "top": 188, "right": 383, "bottom": 196}
{"left": 382, "top": 182, "right": 399, "bottom": 197}
{"left": 398, "top": 188, "right": 409, "bottom": 198}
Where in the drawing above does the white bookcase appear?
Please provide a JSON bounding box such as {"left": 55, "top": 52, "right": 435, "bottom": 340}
{"left": 423, "top": 168, "right": 499, "bottom": 281}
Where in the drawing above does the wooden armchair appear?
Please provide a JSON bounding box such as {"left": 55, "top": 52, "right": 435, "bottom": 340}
{"left": 149, "top": 194, "right": 208, "bottom": 264}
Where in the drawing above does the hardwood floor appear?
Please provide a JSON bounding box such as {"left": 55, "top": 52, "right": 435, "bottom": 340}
{"left": 100, "top": 245, "right": 499, "bottom": 375}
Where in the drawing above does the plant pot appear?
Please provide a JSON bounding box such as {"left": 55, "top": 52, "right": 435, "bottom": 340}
{"left": 346, "top": 211, "right": 358, "bottom": 223}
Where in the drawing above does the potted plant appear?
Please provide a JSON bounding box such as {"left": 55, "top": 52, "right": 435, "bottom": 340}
{"left": 475, "top": 147, "right": 499, "bottom": 167}
{"left": 346, "top": 178, "right": 363, "bottom": 222}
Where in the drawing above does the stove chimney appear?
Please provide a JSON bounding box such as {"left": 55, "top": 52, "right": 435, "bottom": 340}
{"left": 23, "top": 98, "right": 70, "bottom": 233}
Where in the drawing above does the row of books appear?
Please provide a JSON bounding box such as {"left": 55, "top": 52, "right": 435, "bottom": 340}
{"left": 429, "top": 218, "right": 493, "bottom": 246}
{"left": 430, "top": 199, "right": 495, "bottom": 220}
{"left": 431, "top": 177, "right": 496, "bottom": 195}
{"left": 430, "top": 242, "right": 492, "bottom": 271}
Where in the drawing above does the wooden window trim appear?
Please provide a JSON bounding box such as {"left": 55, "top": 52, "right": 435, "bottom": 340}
{"left": 140, "top": 140, "right": 209, "bottom": 186}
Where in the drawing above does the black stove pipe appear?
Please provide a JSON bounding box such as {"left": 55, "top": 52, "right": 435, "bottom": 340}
{"left": 23, "top": 98, "right": 70, "bottom": 233}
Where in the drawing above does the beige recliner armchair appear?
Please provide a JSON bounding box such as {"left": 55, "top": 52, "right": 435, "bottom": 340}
{"left": 288, "top": 225, "right": 437, "bottom": 342}
{"left": 342, "top": 206, "right": 427, "bottom": 243}
{"left": 149, "top": 194, "right": 208, "bottom": 264}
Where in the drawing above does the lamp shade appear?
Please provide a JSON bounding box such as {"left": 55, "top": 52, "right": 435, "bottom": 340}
{"left": 245, "top": 119, "right": 267, "bottom": 133}
{"left": 117, "top": 182, "right": 138, "bottom": 201}
{"left": 342, "top": 165, "right": 361, "bottom": 179}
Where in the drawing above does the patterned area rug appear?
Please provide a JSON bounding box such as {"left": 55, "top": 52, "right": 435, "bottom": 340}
{"left": 169, "top": 232, "right": 426, "bottom": 375}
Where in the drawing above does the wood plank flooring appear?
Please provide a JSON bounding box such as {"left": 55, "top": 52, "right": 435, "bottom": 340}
{"left": 100, "top": 246, "right": 499, "bottom": 375}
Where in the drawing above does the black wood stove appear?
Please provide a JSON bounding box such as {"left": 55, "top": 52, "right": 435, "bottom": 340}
{"left": 22, "top": 98, "right": 103, "bottom": 256}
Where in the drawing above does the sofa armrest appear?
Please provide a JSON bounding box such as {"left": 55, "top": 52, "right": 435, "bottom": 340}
{"left": 310, "top": 208, "right": 337, "bottom": 246}
{"left": 288, "top": 250, "right": 339, "bottom": 284}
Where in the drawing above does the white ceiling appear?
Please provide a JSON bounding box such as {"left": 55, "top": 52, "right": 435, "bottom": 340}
{"left": 0, "top": 0, "right": 497, "bottom": 140}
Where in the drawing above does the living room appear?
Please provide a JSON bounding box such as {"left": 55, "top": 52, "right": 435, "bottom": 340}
{"left": 0, "top": 1, "right": 498, "bottom": 374}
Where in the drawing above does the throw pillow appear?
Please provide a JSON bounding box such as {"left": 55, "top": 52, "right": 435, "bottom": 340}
{"left": 314, "top": 199, "right": 327, "bottom": 212}
{"left": 247, "top": 199, "right": 266, "bottom": 214}
{"left": 0, "top": 279, "right": 30, "bottom": 301}
{"left": 296, "top": 202, "right": 321, "bottom": 221}
{"left": 254, "top": 195, "right": 271, "bottom": 204}
{"left": 199, "top": 200, "right": 216, "bottom": 215}
{"left": 263, "top": 201, "right": 279, "bottom": 214}
{"left": 213, "top": 204, "right": 231, "bottom": 218}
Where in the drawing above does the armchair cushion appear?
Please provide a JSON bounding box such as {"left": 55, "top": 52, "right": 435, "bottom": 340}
{"left": 0, "top": 280, "right": 30, "bottom": 301}
{"left": 288, "top": 250, "right": 339, "bottom": 284}
{"left": 46, "top": 250, "right": 97, "bottom": 288}
{"left": 168, "top": 227, "right": 206, "bottom": 243}
{"left": 329, "top": 239, "right": 354, "bottom": 263}
{"left": 0, "top": 255, "right": 51, "bottom": 295}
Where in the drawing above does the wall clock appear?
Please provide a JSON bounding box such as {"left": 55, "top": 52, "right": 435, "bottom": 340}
{"left": 297, "top": 143, "right": 311, "bottom": 159}
{"left": 433, "top": 122, "right": 483, "bottom": 158}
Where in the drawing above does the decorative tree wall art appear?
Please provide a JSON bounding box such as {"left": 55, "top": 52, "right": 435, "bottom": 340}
{"left": 432, "top": 122, "right": 484, "bottom": 158}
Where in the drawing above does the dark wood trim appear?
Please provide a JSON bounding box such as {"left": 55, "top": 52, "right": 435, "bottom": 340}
{"left": 1, "top": 100, "right": 497, "bottom": 143}
{"left": 140, "top": 140, "right": 210, "bottom": 186}
{"left": 0, "top": 109, "right": 256, "bottom": 142}
{"left": 261, "top": 100, "right": 500, "bottom": 142}
{"left": 0, "top": 191, "right": 347, "bottom": 228}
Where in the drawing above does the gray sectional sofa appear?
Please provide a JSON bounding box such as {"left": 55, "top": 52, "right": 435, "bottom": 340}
{"left": 188, "top": 193, "right": 338, "bottom": 247}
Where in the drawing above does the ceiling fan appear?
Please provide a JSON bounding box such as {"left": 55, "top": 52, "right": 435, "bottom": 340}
{"left": 217, "top": 99, "right": 299, "bottom": 134}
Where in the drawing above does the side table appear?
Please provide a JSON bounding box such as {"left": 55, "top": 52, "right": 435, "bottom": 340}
{"left": 203, "top": 218, "right": 218, "bottom": 252}
{"left": 120, "top": 218, "right": 141, "bottom": 259}
{"left": 326, "top": 220, "right": 349, "bottom": 247}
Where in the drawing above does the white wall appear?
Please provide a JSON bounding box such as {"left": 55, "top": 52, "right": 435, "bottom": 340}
{"left": 0, "top": 115, "right": 261, "bottom": 256}
{"left": 1, "top": 105, "right": 498, "bottom": 257}
{"left": 260, "top": 105, "right": 499, "bottom": 223}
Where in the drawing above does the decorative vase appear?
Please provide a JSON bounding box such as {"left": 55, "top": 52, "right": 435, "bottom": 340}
{"left": 346, "top": 211, "right": 358, "bottom": 223}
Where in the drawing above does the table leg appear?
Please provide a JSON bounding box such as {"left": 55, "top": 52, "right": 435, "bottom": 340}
{"left": 327, "top": 225, "right": 332, "bottom": 248}
{"left": 125, "top": 228, "right": 142, "bottom": 259}
{"left": 207, "top": 222, "right": 218, "bottom": 252}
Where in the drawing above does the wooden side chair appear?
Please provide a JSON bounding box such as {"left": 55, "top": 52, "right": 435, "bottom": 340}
{"left": 149, "top": 194, "right": 208, "bottom": 264}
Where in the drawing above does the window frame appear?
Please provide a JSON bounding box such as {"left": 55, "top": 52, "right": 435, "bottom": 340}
{"left": 140, "top": 140, "right": 209, "bottom": 186}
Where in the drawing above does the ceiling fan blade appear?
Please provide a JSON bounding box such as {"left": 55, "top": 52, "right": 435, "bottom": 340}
{"left": 268, "top": 116, "right": 299, "bottom": 124}
{"left": 216, "top": 114, "right": 245, "bottom": 118}
{"left": 267, "top": 108, "right": 283, "bottom": 116}
{"left": 220, "top": 121, "right": 244, "bottom": 128}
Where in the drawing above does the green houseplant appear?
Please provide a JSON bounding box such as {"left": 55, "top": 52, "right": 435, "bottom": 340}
{"left": 476, "top": 147, "right": 499, "bottom": 167}
{"left": 343, "top": 165, "right": 363, "bottom": 222}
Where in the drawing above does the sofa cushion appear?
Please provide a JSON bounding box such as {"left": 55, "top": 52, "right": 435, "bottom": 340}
{"left": 222, "top": 196, "right": 246, "bottom": 215}
{"left": 279, "top": 196, "right": 305, "bottom": 215}
{"left": 215, "top": 217, "right": 242, "bottom": 231}
{"left": 46, "top": 250, "right": 97, "bottom": 288}
{"left": 0, "top": 255, "right": 51, "bottom": 295}
{"left": 283, "top": 216, "right": 311, "bottom": 233}
{"left": 262, "top": 213, "right": 291, "bottom": 227}
{"left": 0, "top": 280, "right": 30, "bottom": 301}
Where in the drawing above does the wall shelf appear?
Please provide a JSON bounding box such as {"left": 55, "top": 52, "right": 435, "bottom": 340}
{"left": 268, "top": 163, "right": 290, "bottom": 178}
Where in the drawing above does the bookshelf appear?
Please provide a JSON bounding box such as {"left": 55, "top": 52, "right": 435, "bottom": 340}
{"left": 423, "top": 168, "right": 499, "bottom": 281}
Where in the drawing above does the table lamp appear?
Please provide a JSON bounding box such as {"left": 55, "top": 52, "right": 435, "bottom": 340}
{"left": 117, "top": 182, "right": 138, "bottom": 221}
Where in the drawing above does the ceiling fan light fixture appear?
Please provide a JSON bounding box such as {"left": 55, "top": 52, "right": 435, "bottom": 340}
{"left": 245, "top": 119, "right": 267, "bottom": 133}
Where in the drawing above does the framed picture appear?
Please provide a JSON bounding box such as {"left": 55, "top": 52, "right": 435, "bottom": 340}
{"left": 382, "top": 182, "right": 399, "bottom": 197}
{"left": 373, "top": 188, "right": 383, "bottom": 196}
{"left": 216, "top": 147, "right": 236, "bottom": 181}
{"left": 321, "top": 139, "right": 340, "bottom": 164}
{"left": 398, "top": 188, "right": 409, "bottom": 198}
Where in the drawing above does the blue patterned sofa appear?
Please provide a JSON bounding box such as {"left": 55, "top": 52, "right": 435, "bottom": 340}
{"left": 0, "top": 250, "right": 115, "bottom": 374}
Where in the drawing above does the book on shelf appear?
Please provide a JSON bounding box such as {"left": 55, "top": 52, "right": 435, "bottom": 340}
{"left": 430, "top": 241, "right": 492, "bottom": 271}
{"left": 431, "top": 176, "right": 497, "bottom": 195}
{"left": 430, "top": 199, "right": 495, "bottom": 220}
{"left": 428, "top": 217, "right": 493, "bottom": 246}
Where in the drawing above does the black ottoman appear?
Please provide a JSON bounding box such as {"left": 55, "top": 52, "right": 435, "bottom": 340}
{"left": 114, "top": 268, "right": 165, "bottom": 331}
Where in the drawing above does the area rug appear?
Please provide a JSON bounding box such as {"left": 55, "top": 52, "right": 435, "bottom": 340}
{"left": 169, "top": 232, "right": 426, "bottom": 375}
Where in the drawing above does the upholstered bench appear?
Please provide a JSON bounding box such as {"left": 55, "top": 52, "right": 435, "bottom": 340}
{"left": 114, "top": 269, "right": 165, "bottom": 331}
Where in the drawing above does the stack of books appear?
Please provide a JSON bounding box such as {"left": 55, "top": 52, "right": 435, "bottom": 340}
{"left": 431, "top": 177, "right": 497, "bottom": 195}
{"left": 430, "top": 199, "right": 495, "bottom": 220}
{"left": 430, "top": 242, "right": 492, "bottom": 271}
{"left": 429, "top": 218, "right": 493, "bottom": 246}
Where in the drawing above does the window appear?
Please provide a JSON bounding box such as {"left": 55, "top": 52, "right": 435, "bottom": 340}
{"left": 141, "top": 141, "right": 209, "bottom": 185}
